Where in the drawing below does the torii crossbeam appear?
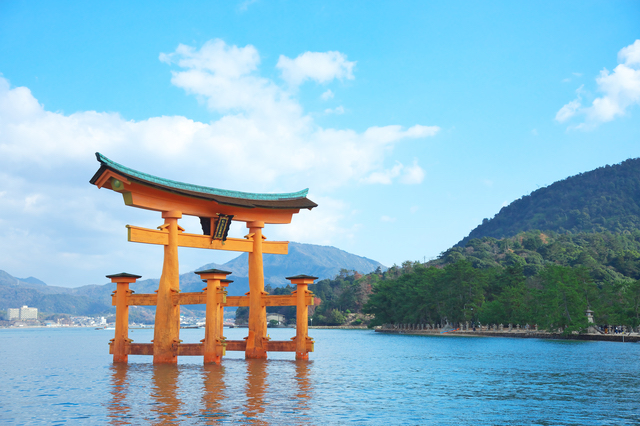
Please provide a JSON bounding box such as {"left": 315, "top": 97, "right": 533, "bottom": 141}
{"left": 91, "top": 153, "right": 318, "bottom": 364}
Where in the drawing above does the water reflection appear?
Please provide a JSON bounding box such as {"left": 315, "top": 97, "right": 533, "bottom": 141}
{"left": 151, "top": 364, "right": 183, "bottom": 423}
{"left": 201, "top": 364, "right": 229, "bottom": 422}
{"left": 106, "top": 359, "right": 314, "bottom": 424}
{"left": 243, "top": 359, "right": 268, "bottom": 424}
{"left": 108, "top": 364, "right": 131, "bottom": 425}
{"left": 294, "top": 360, "right": 312, "bottom": 417}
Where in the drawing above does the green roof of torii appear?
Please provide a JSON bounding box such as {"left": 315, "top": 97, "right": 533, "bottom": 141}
{"left": 93, "top": 152, "right": 310, "bottom": 201}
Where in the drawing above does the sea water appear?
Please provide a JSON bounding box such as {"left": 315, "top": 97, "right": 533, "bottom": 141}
{"left": 1, "top": 327, "right": 639, "bottom": 425}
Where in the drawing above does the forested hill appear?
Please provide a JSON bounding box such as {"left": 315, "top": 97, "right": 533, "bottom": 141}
{"left": 458, "top": 158, "right": 640, "bottom": 246}
{"left": 433, "top": 229, "right": 640, "bottom": 280}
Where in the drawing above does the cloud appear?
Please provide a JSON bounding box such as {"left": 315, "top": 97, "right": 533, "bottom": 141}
{"left": 362, "top": 159, "right": 426, "bottom": 185}
{"left": 399, "top": 161, "right": 425, "bottom": 184}
{"left": 237, "top": 0, "right": 258, "bottom": 12}
{"left": 362, "top": 163, "right": 403, "bottom": 184}
{"left": 321, "top": 89, "right": 334, "bottom": 100}
{"left": 324, "top": 105, "right": 344, "bottom": 114}
{"left": 380, "top": 215, "right": 396, "bottom": 223}
{"left": 556, "top": 40, "right": 640, "bottom": 129}
{"left": 276, "top": 51, "right": 356, "bottom": 87}
{"left": 270, "top": 195, "right": 360, "bottom": 245}
{"left": 0, "top": 39, "right": 439, "bottom": 285}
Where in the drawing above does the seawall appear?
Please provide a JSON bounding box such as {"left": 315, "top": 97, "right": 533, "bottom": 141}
{"left": 375, "top": 328, "right": 640, "bottom": 343}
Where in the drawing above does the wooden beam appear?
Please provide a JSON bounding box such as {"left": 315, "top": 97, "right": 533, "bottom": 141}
{"left": 177, "top": 343, "right": 204, "bottom": 356}
{"left": 113, "top": 291, "right": 314, "bottom": 307}
{"left": 120, "top": 340, "right": 312, "bottom": 355}
{"left": 121, "top": 183, "right": 300, "bottom": 224}
{"left": 225, "top": 340, "right": 247, "bottom": 351}
{"left": 172, "top": 292, "right": 207, "bottom": 305}
{"left": 224, "top": 296, "right": 250, "bottom": 307}
{"left": 224, "top": 340, "right": 313, "bottom": 352}
{"left": 126, "top": 225, "right": 288, "bottom": 254}
{"left": 111, "top": 293, "right": 158, "bottom": 306}
{"left": 128, "top": 343, "right": 154, "bottom": 356}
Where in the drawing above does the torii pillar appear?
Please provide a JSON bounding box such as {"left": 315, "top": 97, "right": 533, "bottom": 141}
{"left": 153, "top": 210, "right": 183, "bottom": 364}
{"left": 196, "top": 269, "right": 231, "bottom": 364}
{"left": 246, "top": 221, "right": 267, "bottom": 359}
{"left": 108, "top": 272, "right": 141, "bottom": 363}
{"left": 287, "top": 275, "right": 318, "bottom": 360}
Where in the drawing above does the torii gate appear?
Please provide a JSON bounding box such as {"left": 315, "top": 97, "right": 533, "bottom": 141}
{"left": 90, "top": 153, "right": 318, "bottom": 364}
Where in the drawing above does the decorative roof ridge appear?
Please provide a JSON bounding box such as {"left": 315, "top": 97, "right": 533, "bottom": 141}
{"left": 95, "top": 152, "right": 310, "bottom": 201}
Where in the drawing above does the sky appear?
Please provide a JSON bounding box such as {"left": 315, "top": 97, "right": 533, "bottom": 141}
{"left": 0, "top": 1, "right": 639, "bottom": 287}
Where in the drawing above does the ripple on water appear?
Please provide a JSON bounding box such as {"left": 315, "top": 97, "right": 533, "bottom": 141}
{"left": 1, "top": 328, "right": 640, "bottom": 424}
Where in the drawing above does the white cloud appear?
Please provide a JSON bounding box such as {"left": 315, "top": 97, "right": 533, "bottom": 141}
{"left": 321, "top": 89, "right": 334, "bottom": 100}
{"left": 399, "top": 161, "right": 425, "bottom": 184}
{"left": 276, "top": 51, "right": 356, "bottom": 87}
{"left": 270, "top": 195, "right": 360, "bottom": 245}
{"left": 361, "top": 159, "right": 426, "bottom": 185}
{"left": 361, "top": 163, "right": 403, "bottom": 184}
{"left": 556, "top": 40, "right": 640, "bottom": 129}
{"left": 619, "top": 40, "right": 640, "bottom": 65}
{"left": 324, "top": 105, "right": 345, "bottom": 115}
{"left": 555, "top": 86, "right": 583, "bottom": 123}
{"left": 409, "top": 206, "right": 419, "bottom": 214}
{"left": 237, "top": 0, "right": 258, "bottom": 12}
{"left": 380, "top": 215, "right": 396, "bottom": 223}
{"left": 0, "top": 39, "right": 439, "bottom": 286}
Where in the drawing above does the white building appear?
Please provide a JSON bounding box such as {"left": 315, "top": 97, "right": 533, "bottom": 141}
{"left": 266, "top": 313, "right": 286, "bottom": 325}
{"left": 8, "top": 306, "right": 38, "bottom": 321}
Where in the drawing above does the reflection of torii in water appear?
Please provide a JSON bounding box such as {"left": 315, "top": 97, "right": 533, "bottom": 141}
{"left": 91, "top": 153, "right": 318, "bottom": 364}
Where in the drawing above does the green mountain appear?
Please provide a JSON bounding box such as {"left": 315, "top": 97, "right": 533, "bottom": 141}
{"left": 363, "top": 158, "right": 640, "bottom": 332}
{"left": 435, "top": 230, "right": 640, "bottom": 280}
{"left": 459, "top": 158, "right": 640, "bottom": 246}
{"left": 0, "top": 242, "right": 386, "bottom": 317}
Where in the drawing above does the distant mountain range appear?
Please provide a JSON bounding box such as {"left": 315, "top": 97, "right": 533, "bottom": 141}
{"left": 458, "top": 158, "right": 640, "bottom": 246}
{"left": 0, "top": 242, "right": 386, "bottom": 316}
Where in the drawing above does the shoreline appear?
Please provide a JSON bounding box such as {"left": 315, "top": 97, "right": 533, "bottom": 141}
{"left": 375, "top": 328, "right": 640, "bottom": 342}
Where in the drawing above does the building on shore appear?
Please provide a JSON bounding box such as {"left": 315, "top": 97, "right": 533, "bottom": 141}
{"left": 8, "top": 305, "right": 38, "bottom": 321}
{"left": 266, "top": 313, "right": 286, "bottom": 325}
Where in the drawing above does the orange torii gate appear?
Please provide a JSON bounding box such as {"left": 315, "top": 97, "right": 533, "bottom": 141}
{"left": 91, "top": 153, "right": 318, "bottom": 364}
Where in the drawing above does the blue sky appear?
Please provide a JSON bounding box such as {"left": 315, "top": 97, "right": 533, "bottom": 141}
{"left": 0, "top": 1, "right": 639, "bottom": 287}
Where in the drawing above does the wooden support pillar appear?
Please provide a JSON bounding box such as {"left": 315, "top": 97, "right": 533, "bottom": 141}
{"left": 246, "top": 221, "right": 267, "bottom": 359}
{"left": 153, "top": 210, "right": 183, "bottom": 364}
{"left": 196, "top": 269, "right": 231, "bottom": 364}
{"left": 107, "top": 272, "right": 141, "bottom": 363}
{"left": 286, "top": 275, "right": 317, "bottom": 360}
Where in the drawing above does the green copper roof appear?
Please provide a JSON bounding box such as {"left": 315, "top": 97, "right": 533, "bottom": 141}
{"left": 95, "top": 153, "right": 309, "bottom": 201}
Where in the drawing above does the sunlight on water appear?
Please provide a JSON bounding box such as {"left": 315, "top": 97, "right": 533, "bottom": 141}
{"left": 1, "top": 328, "right": 640, "bottom": 424}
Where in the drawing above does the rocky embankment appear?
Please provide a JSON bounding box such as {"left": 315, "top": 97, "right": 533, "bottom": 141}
{"left": 376, "top": 324, "right": 640, "bottom": 343}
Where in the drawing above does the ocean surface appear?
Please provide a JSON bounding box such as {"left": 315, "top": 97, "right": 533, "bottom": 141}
{"left": 1, "top": 327, "right": 639, "bottom": 425}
